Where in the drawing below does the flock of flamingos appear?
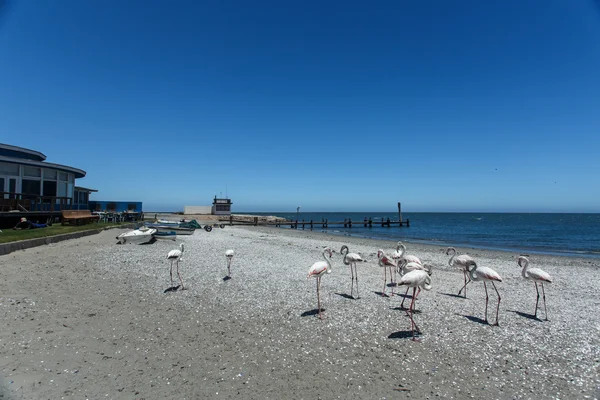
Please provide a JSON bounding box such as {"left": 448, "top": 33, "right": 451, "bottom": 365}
{"left": 164, "top": 241, "right": 552, "bottom": 342}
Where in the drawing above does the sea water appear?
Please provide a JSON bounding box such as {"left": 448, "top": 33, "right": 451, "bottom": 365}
{"left": 245, "top": 212, "right": 600, "bottom": 258}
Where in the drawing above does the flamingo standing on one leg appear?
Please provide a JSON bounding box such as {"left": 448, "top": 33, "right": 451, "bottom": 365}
{"left": 167, "top": 243, "right": 185, "bottom": 290}
{"left": 377, "top": 250, "right": 398, "bottom": 297}
{"left": 398, "top": 260, "right": 432, "bottom": 309}
{"left": 446, "top": 247, "right": 475, "bottom": 298}
{"left": 466, "top": 261, "right": 502, "bottom": 325}
{"left": 225, "top": 249, "right": 234, "bottom": 277}
{"left": 307, "top": 247, "right": 334, "bottom": 320}
{"left": 518, "top": 255, "right": 552, "bottom": 320}
{"left": 397, "top": 269, "right": 432, "bottom": 342}
{"left": 340, "top": 245, "right": 364, "bottom": 299}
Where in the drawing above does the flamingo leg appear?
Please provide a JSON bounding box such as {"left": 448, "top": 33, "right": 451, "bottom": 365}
{"left": 483, "top": 281, "right": 489, "bottom": 324}
{"left": 458, "top": 271, "right": 471, "bottom": 297}
{"left": 317, "top": 277, "right": 324, "bottom": 320}
{"left": 354, "top": 263, "right": 360, "bottom": 299}
{"left": 382, "top": 263, "right": 388, "bottom": 297}
{"left": 169, "top": 260, "right": 174, "bottom": 287}
{"left": 491, "top": 281, "right": 501, "bottom": 326}
{"left": 227, "top": 258, "right": 232, "bottom": 277}
{"left": 350, "top": 264, "right": 354, "bottom": 298}
{"left": 409, "top": 287, "right": 420, "bottom": 342}
{"left": 400, "top": 287, "right": 410, "bottom": 309}
{"left": 390, "top": 266, "right": 396, "bottom": 296}
{"left": 176, "top": 260, "right": 184, "bottom": 290}
{"left": 534, "top": 282, "right": 540, "bottom": 318}
{"left": 541, "top": 282, "right": 548, "bottom": 321}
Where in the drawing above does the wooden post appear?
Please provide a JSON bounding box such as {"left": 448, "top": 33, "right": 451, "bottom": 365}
{"left": 325, "top": 218, "right": 328, "bottom": 228}
{"left": 368, "top": 218, "right": 372, "bottom": 227}
{"left": 229, "top": 215, "right": 233, "bottom": 226}
{"left": 398, "top": 202, "right": 402, "bottom": 223}
{"left": 254, "top": 217, "right": 258, "bottom": 226}
{"left": 349, "top": 218, "right": 352, "bottom": 228}
{"left": 406, "top": 218, "right": 410, "bottom": 227}
{"left": 310, "top": 220, "right": 313, "bottom": 230}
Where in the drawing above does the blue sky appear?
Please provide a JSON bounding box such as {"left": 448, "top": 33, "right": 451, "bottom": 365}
{"left": 1, "top": 0, "right": 599, "bottom": 212}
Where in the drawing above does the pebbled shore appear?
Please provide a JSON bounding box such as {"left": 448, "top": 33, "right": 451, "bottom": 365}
{"left": 1, "top": 225, "right": 599, "bottom": 399}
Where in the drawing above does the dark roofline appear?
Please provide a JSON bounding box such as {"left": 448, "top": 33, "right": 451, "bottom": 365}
{"left": 0, "top": 155, "right": 86, "bottom": 179}
{"left": 74, "top": 186, "right": 98, "bottom": 193}
{"left": 0, "top": 143, "right": 46, "bottom": 161}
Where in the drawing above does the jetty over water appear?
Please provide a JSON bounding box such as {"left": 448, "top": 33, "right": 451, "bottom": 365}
{"left": 223, "top": 215, "right": 410, "bottom": 229}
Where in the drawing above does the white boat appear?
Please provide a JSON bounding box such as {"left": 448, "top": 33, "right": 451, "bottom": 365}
{"left": 116, "top": 226, "right": 157, "bottom": 244}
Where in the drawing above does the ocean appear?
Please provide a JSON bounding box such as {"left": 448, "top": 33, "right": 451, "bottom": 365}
{"left": 243, "top": 212, "right": 600, "bottom": 258}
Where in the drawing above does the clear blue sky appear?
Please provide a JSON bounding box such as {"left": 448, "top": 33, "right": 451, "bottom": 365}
{"left": 1, "top": 0, "right": 599, "bottom": 212}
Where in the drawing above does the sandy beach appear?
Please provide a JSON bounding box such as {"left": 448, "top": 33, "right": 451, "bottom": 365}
{"left": 1, "top": 225, "right": 599, "bottom": 399}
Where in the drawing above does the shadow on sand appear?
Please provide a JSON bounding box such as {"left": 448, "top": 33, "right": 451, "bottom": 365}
{"left": 509, "top": 310, "right": 542, "bottom": 321}
{"left": 222, "top": 276, "right": 232, "bottom": 281}
{"left": 301, "top": 308, "right": 324, "bottom": 317}
{"left": 388, "top": 330, "right": 422, "bottom": 340}
{"left": 334, "top": 292, "right": 357, "bottom": 300}
{"left": 391, "top": 306, "right": 421, "bottom": 314}
{"left": 439, "top": 292, "right": 467, "bottom": 299}
{"left": 163, "top": 285, "right": 181, "bottom": 293}
{"left": 459, "top": 314, "right": 488, "bottom": 325}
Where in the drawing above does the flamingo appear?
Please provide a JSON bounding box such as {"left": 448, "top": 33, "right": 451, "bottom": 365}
{"left": 518, "top": 255, "right": 552, "bottom": 320}
{"left": 466, "top": 261, "right": 502, "bottom": 325}
{"left": 397, "top": 269, "right": 432, "bottom": 341}
{"left": 307, "top": 247, "right": 333, "bottom": 320}
{"left": 167, "top": 243, "right": 184, "bottom": 290}
{"left": 225, "top": 249, "right": 234, "bottom": 277}
{"left": 446, "top": 247, "right": 475, "bottom": 298}
{"left": 392, "top": 242, "right": 422, "bottom": 266}
{"left": 377, "top": 249, "right": 398, "bottom": 297}
{"left": 398, "top": 260, "right": 432, "bottom": 309}
{"left": 340, "top": 245, "right": 364, "bottom": 299}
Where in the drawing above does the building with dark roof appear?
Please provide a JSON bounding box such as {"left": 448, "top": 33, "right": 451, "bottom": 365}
{"left": 0, "top": 143, "right": 96, "bottom": 213}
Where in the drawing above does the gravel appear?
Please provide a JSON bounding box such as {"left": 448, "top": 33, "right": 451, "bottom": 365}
{"left": 1, "top": 225, "right": 599, "bottom": 399}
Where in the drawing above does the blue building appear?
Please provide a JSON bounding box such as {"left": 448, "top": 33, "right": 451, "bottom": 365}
{"left": 88, "top": 200, "right": 143, "bottom": 213}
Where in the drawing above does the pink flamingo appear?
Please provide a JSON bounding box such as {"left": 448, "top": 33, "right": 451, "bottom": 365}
{"left": 167, "top": 243, "right": 184, "bottom": 290}
{"left": 377, "top": 249, "right": 397, "bottom": 297}
{"left": 398, "top": 260, "right": 432, "bottom": 309}
{"left": 466, "top": 261, "right": 502, "bottom": 325}
{"left": 340, "top": 245, "right": 364, "bottom": 299}
{"left": 518, "top": 255, "right": 552, "bottom": 320}
{"left": 307, "top": 247, "right": 333, "bottom": 320}
{"left": 397, "top": 269, "right": 432, "bottom": 341}
{"left": 392, "top": 242, "right": 422, "bottom": 266}
{"left": 225, "top": 249, "right": 234, "bottom": 277}
{"left": 446, "top": 247, "right": 475, "bottom": 298}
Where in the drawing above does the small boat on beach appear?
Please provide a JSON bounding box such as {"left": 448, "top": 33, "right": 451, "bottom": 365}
{"left": 116, "top": 226, "right": 157, "bottom": 244}
{"left": 145, "top": 224, "right": 196, "bottom": 235}
{"left": 153, "top": 231, "right": 177, "bottom": 240}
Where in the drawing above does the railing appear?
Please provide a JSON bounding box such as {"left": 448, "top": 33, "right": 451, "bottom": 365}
{"left": 0, "top": 192, "right": 73, "bottom": 212}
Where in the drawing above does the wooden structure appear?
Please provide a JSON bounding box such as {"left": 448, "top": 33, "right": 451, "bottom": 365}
{"left": 225, "top": 215, "right": 410, "bottom": 229}
{"left": 61, "top": 210, "right": 100, "bottom": 225}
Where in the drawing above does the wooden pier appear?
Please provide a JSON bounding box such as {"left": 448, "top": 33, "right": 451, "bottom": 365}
{"left": 223, "top": 216, "right": 410, "bottom": 229}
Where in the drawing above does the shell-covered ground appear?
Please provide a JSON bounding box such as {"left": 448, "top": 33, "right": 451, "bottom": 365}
{"left": 1, "top": 226, "right": 599, "bottom": 399}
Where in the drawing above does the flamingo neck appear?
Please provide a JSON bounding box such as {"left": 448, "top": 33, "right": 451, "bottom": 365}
{"left": 422, "top": 275, "right": 432, "bottom": 291}
{"left": 467, "top": 261, "right": 479, "bottom": 281}
{"left": 397, "top": 243, "right": 406, "bottom": 258}
{"left": 323, "top": 250, "right": 332, "bottom": 272}
{"left": 519, "top": 257, "right": 529, "bottom": 279}
{"left": 447, "top": 247, "right": 456, "bottom": 266}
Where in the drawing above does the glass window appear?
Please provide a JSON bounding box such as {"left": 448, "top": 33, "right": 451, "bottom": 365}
{"left": 59, "top": 172, "right": 68, "bottom": 181}
{"left": 0, "top": 162, "right": 19, "bottom": 175}
{"left": 43, "top": 180, "right": 57, "bottom": 197}
{"left": 22, "top": 179, "right": 41, "bottom": 195}
{"left": 68, "top": 174, "right": 74, "bottom": 184}
{"left": 23, "top": 166, "right": 42, "bottom": 177}
{"left": 44, "top": 169, "right": 57, "bottom": 180}
{"left": 57, "top": 182, "right": 67, "bottom": 197}
{"left": 107, "top": 202, "right": 117, "bottom": 211}
{"left": 127, "top": 203, "right": 137, "bottom": 211}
